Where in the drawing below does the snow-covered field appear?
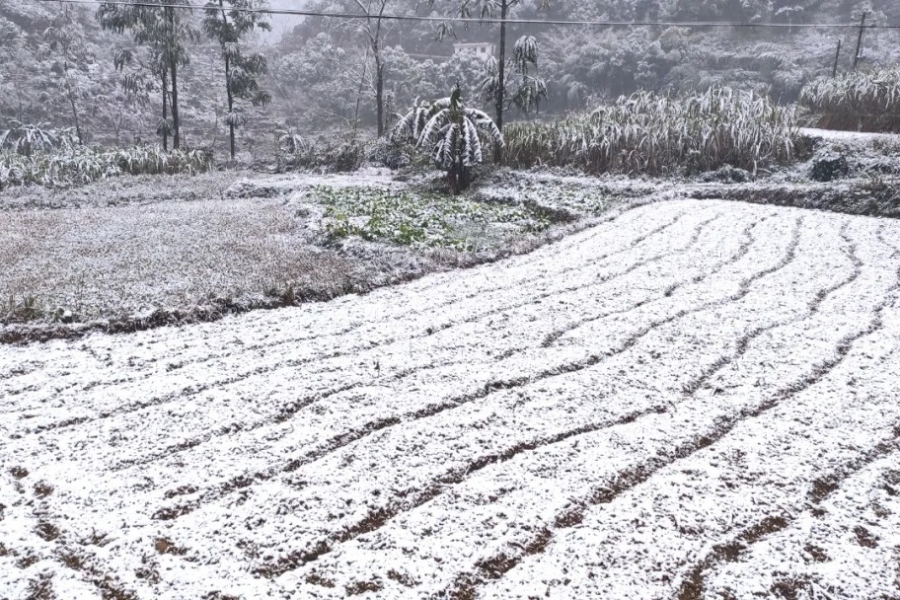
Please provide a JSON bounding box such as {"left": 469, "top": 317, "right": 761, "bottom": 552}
{"left": 1, "top": 199, "right": 899, "bottom": 600}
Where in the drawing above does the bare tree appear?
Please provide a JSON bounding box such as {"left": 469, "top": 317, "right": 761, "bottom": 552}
{"left": 44, "top": 5, "right": 89, "bottom": 144}
{"left": 352, "top": 0, "right": 390, "bottom": 136}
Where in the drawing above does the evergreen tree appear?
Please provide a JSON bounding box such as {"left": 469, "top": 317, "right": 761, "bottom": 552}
{"left": 98, "top": 0, "right": 193, "bottom": 149}
{"left": 203, "top": 0, "right": 271, "bottom": 159}
{"left": 394, "top": 85, "right": 503, "bottom": 192}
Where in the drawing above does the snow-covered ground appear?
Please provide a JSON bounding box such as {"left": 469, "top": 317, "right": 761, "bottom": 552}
{"left": 799, "top": 127, "right": 900, "bottom": 142}
{"left": 1, "top": 199, "right": 899, "bottom": 600}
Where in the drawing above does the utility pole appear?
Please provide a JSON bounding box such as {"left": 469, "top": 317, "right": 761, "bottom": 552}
{"left": 852, "top": 11, "right": 868, "bottom": 70}
{"left": 832, "top": 38, "right": 841, "bottom": 77}
{"left": 494, "top": 0, "right": 508, "bottom": 164}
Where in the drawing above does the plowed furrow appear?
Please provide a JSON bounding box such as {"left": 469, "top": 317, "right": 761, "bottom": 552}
{"left": 254, "top": 406, "right": 668, "bottom": 578}
{"left": 700, "top": 448, "right": 900, "bottom": 599}
{"left": 20, "top": 210, "right": 700, "bottom": 436}
{"left": 25, "top": 209, "right": 719, "bottom": 477}
{"left": 27, "top": 211, "right": 718, "bottom": 475}
{"left": 677, "top": 423, "right": 900, "bottom": 600}
{"left": 543, "top": 214, "right": 770, "bottom": 347}
{"left": 110, "top": 358, "right": 471, "bottom": 471}
{"left": 248, "top": 215, "right": 837, "bottom": 581}
{"left": 151, "top": 215, "right": 794, "bottom": 533}
{"left": 439, "top": 262, "right": 898, "bottom": 599}
{"left": 7, "top": 202, "right": 900, "bottom": 600}
{"left": 682, "top": 221, "right": 861, "bottom": 396}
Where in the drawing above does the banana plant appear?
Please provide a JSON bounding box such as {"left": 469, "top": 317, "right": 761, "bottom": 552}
{"left": 394, "top": 85, "right": 503, "bottom": 193}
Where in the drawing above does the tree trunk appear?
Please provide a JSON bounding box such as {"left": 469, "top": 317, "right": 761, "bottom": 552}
{"left": 62, "top": 6, "right": 83, "bottom": 145}
{"left": 226, "top": 58, "right": 235, "bottom": 159}
{"left": 171, "top": 58, "right": 180, "bottom": 149}
{"left": 161, "top": 70, "right": 169, "bottom": 151}
{"left": 166, "top": 6, "right": 180, "bottom": 149}
{"left": 494, "top": 1, "right": 507, "bottom": 163}
{"left": 369, "top": 2, "right": 388, "bottom": 137}
{"left": 448, "top": 159, "right": 470, "bottom": 194}
{"left": 219, "top": 0, "right": 236, "bottom": 159}
{"left": 227, "top": 62, "right": 235, "bottom": 159}
{"left": 353, "top": 44, "right": 370, "bottom": 131}
{"left": 375, "top": 54, "right": 385, "bottom": 137}
{"left": 67, "top": 92, "right": 83, "bottom": 145}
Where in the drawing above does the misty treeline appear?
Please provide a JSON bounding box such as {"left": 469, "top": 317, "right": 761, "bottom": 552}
{"left": 1, "top": 0, "right": 899, "bottom": 157}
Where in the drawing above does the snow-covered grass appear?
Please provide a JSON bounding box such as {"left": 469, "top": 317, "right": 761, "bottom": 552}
{"left": 0, "top": 145, "right": 213, "bottom": 189}
{"left": 503, "top": 88, "right": 800, "bottom": 175}
{"left": 0, "top": 169, "right": 243, "bottom": 210}
{"left": 0, "top": 196, "right": 363, "bottom": 324}
{"left": 317, "top": 186, "right": 557, "bottom": 251}
{"left": 1, "top": 199, "right": 898, "bottom": 599}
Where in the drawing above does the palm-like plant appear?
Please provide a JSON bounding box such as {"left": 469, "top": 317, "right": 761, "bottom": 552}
{"left": 480, "top": 35, "right": 547, "bottom": 118}
{"left": 394, "top": 86, "right": 503, "bottom": 193}
{"left": 0, "top": 123, "right": 78, "bottom": 156}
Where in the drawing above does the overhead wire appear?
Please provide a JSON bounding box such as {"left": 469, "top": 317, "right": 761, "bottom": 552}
{"left": 28, "top": 0, "right": 898, "bottom": 29}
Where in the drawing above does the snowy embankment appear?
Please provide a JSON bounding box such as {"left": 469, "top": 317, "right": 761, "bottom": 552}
{"left": 799, "top": 127, "right": 900, "bottom": 142}
{"left": 1, "top": 199, "right": 899, "bottom": 600}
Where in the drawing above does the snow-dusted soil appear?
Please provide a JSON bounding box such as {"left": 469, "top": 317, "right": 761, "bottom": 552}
{"left": 1, "top": 199, "right": 899, "bottom": 600}
{"left": 799, "top": 127, "right": 900, "bottom": 142}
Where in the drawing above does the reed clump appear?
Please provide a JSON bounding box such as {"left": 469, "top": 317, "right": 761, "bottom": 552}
{"left": 504, "top": 88, "right": 800, "bottom": 176}
{"left": 800, "top": 66, "right": 900, "bottom": 133}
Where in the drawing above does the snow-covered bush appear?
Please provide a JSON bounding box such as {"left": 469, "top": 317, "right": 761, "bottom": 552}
{"left": 276, "top": 126, "right": 310, "bottom": 156}
{"left": 809, "top": 148, "right": 850, "bottom": 182}
{"left": 393, "top": 86, "right": 504, "bottom": 193}
{"left": 367, "top": 136, "right": 413, "bottom": 170}
{"left": 504, "top": 88, "right": 800, "bottom": 176}
{"left": 800, "top": 66, "right": 900, "bottom": 133}
{"left": 0, "top": 123, "right": 79, "bottom": 156}
{"left": 0, "top": 144, "right": 212, "bottom": 188}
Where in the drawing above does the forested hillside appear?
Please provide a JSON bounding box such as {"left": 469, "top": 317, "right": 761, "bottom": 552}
{"left": 2, "top": 0, "right": 899, "bottom": 154}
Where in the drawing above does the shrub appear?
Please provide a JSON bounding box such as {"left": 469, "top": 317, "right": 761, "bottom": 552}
{"left": 0, "top": 123, "right": 79, "bottom": 156}
{"left": 800, "top": 67, "right": 900, "bottom": 133}
{"left": 277, "top": 132, "right": 378, "bottom": 173}
{"left": 809, "top": 149, "right": 850, "bottom": 182}
{"left": 503, "top": 88, "right": 800, "bottom": 176}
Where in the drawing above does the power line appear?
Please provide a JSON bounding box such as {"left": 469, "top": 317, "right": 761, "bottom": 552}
{"left": 31, "top": 0, "right": 899, "bottom": 29}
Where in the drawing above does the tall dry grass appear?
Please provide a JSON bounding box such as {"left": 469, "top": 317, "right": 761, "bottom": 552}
{"left": 504, "top": 88, "right": 800, "bottom": 175}
{"left": 800, "top": 66, "right": 900, "bottom": 132}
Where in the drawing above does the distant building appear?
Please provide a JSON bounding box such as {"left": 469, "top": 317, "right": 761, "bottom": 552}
{"left": 453, "top": 42, "right": 496, "bottom": 60}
